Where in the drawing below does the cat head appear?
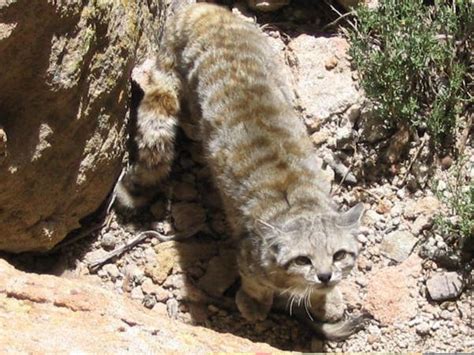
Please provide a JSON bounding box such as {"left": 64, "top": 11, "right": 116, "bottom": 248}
{"left": 256, "top": 203, "right": 364, "bottom": 293}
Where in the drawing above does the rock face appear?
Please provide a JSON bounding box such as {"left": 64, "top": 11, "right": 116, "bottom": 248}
{"left": 0, "top": 1, "right": 164, "bottom": 252}
{"left": 289, "top": 35, "right": 362, "bottom": 124}
{"left": 0, "top": 258, "right": 279, "bottom": 353}
{"left": 364, "top": 255, "right": 422, "bottom": 325}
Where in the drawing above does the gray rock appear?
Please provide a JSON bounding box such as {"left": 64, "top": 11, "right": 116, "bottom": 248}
{"left": 426, "top": 272, "right": 463, "bottom": 301}
{"left": 142, "top": 295, "right": 156, "bottom": 309}
{"left": 416, "top": 322, "right": 431, "bottom": 336}
{"left": 100, "top": 233, "right": 116, "bottom": 251}
{"left": 381, "top": 231, "right": 417, "bottom": 262}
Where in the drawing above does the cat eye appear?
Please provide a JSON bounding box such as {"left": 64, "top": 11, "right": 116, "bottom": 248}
{"left": 333, "top": 250, "right": 347, "bottom": 261}
{"left": 292, "top": 256, "right": 312, "bottom": 266}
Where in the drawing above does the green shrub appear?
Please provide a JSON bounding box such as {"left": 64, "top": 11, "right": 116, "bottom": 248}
{"left": 349, "top": 0, "right": 472, "bottom": 147}
{"left": 433, "top": 158, "right": 474, "bottom": 252}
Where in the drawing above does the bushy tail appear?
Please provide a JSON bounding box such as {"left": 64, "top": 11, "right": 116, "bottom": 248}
{"left": 300, "top": 314, "right": 366, "bottom": 341}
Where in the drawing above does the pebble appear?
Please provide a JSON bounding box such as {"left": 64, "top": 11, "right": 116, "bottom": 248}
{"left": 380, "top": 231, "right": 417, "bottom": 262}
{"left": 416, "top": 323, "right": 431, "bottom": 335}
{"left": 141, "top": 278, "right": 159, "bottom": 295}
{"left": 357, "top": 234, "right": 368, "bottom": 244}
{"left": 426, "top": 272, "right": 463, "bottom": 301}
{"left": 440, "top": 310, "right": 452, "bottom": 320}
{"left": 103, "top": 264, "right": 120, "bottom": 280}
{"left": 143, "top": 294, "right": 156, "bottom": 309}
{"left": 155, "top": 287, "right": 171, "bottom": 303}
{"left": 130, "top": 286, "right": 144, "bottom": 301}
{"left": 124, "top": 264, "right": 145, "bottom": 285}
{"left": 101, "top": 232, "right": 116, "bottom": 250}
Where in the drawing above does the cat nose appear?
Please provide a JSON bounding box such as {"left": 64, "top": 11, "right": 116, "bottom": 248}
{"left": 317, "top": 272, "right": 332, "bottom": 283}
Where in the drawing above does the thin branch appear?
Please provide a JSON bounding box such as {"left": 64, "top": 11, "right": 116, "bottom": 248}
{"left": 322, "top": 10, "right": 355, "bottom": 31}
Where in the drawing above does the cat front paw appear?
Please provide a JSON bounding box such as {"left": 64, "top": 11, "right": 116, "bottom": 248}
{"left": 236, "top": 288, "right": 272, "bottom": 322}
{"left": 310, "top": 287, "right": 346, "bottom": 322}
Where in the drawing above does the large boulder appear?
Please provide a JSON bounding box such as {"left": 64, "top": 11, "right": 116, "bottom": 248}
{"left": 0, "top": 258, "right": 279, "bottom": 353}
{"left": 0, "top": 0, "right": 164, "bottom": 252}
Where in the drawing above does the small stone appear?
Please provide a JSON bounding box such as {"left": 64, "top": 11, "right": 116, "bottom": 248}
{"left": 155, "top": 288, "right": 171, "bottom": 303}
{"left": 130, "top": 286, "right": 144, "bottom": 301}
{"left": 143, "top": 294, "right": 156, "bottom": 309}
{"left": 324, "top": 56, "right": 338, "bottom": 70}
{"left": 381, "top": 231, "right": 417, "bottom": 262}
{"left": 426, "top": 272, "right": 463, "bottom": 301}
{"left": 141, "top": 278, "right": 159, "bottom": 295}
{"left": 375, "top": 199, "right": 392, "bottom": 214}
{"left": 163, "top": 273, "right": 186, "bottom": 290}
{"left": 166, "top": 298, "right": 179, "bottom": 319}
{"left": 357, "top": 234, "right": 368, "bottom": 244}
{"left": 124, "top": 264, "right": 144, "bottom": 285}
{"left": 152, "top": 302, "right": 168, "bottom": 316}
{"left": 171, "top": 202, "right": 206, "bottom": 232}
{"left": 440, "top": 310, "right": 452, "bottom": 320}
{"left": 367, "top": 334, "right": 378, "bottom": 344}
{"left": 404, "top": 196, "right": 441, "bottom": 220}
{"left": 363, "top": 209, "right": 382, "bottom": 226}
{"left": 440, "top": 155, "right": 453, "bottom": 170}
{"left": 100, "top": 233, "right": 116, "bottom": 251}
{"left": 110, "top": 221, "right": 119, "bottom": 230}
{"left": 311, "top": 130, "right": 330, "bottom": 146}
{"left": 416, "top": 322, "right": 431, "bottom": 336}
{"left": 411, "top": 214, "right": 432, "bottom": 235}
{"left": 103, "top": 264, "right": 120, "bottom": 280}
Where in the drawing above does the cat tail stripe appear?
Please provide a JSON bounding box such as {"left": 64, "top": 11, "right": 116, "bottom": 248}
{"left": 302, "top": 314, "right": 367, "bottom": 341}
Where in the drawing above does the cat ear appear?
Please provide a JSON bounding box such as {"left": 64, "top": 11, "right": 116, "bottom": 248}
{"left": 337, "top": 203, "right": 365, "bottom": 230}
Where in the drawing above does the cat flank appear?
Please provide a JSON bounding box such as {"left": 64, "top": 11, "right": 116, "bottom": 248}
{"left": 115, "top": 3, "right": 365, "bottom": 340}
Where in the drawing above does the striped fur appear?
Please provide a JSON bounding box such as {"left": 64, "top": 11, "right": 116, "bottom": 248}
{"left": 115, "top": 3, "right": 364, "bottom": 340}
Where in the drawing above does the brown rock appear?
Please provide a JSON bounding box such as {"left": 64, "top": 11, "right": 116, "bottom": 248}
{"left": 364, "top": 254, "right": 422, "bottom": 324}
{"left": 145, "top": 241, "right": 217, "bottom": 284}
{"left": 0, "top": 1, "right": 163, "bottom": 252}
{"left": 0, "top": 259, "right": 278, "bottom": 353}
{"left": 404, "top": 196, "right": 441, "bottom": 220}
